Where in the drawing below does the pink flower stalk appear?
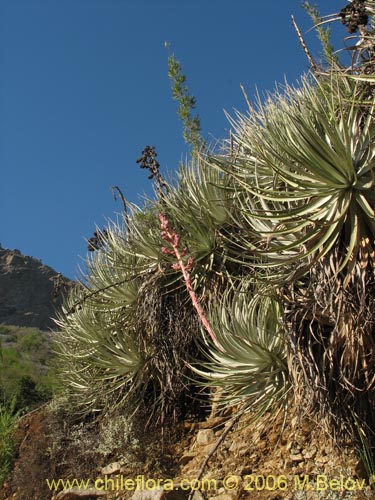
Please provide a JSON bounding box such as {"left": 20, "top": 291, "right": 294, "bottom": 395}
{"left": 159, "top": 213, "right": 223, "bottom": 351}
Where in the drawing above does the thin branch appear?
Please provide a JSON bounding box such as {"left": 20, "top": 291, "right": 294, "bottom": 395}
{"left": 112, "top": 185, "right": 130, "bottom": 228}
{"left": 291, "top": 15, "right": 318, "bottom": 72}
{"left": 66, "top": 268, "right": 158, "bottom": 315}
{"left": 187, "top": 409, "right": 244, "bottom": 500}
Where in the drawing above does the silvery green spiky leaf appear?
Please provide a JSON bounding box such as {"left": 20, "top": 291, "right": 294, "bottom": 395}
{"left": 160, "top": 158, "right": 243, "bottom": 295}
{"left": 214, "top": 75, "right": 375, "bottom": 282}
{"left": 54, "top": 292, "right": 146, "bottom": 414}
{"left": 54, "top": 202, "right": 203, "bottom": 419}
{"left": 192, "top": 287, "right": 290, "bottom": 416}
{"left": 164, "top": 159, "right": 230, "bottom": 261}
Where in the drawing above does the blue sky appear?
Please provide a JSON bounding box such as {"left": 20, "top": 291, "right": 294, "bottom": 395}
{"left": 1, "top": 0, "right": 346, "bottom": 279}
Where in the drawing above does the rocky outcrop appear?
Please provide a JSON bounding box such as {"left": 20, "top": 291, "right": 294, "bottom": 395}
{"left": 0, "top": 246, "right": 73, "bottom": 330}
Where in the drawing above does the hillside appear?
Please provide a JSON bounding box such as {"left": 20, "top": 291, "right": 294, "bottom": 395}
{"left": 0, "top": 246, "right": 73, "bottom": 330}
{"left": 1, "top": 400, "right": 373, "bottom": 500}
{"left": 0, "top": 247, "right": 73, "bottom": 423}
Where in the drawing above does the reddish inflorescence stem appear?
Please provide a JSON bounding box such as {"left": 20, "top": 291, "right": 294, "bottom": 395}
{"left": 159, "top": 213, "right": 223, "bottom": 351}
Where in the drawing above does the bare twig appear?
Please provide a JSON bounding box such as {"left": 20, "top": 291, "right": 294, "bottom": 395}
{"left": 112, "top": 185, "right": 129, "bottom": 228}
{"left": 291, "top": 15, "right": 318, "bottom": 72}
{"left": 65, "top": 268, "right": 158, "bottom": 315}
{"left": 187, "top": 409, "right": 244, "bottom": 500}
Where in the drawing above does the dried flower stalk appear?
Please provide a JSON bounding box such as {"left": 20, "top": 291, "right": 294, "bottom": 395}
{"left": 159, "top": 213, "right": 223, "bottom": 351}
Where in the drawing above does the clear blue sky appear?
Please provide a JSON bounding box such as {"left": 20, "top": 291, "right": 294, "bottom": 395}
{"left": 1, "top": 0, "right": 346, "bottom": 280}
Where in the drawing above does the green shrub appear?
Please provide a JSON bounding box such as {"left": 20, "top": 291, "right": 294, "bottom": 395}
{"left": 14, "top": 376, "right": 46, "bottom": 412}
{"left": 0, "top": 399, "right": 19, "bottom": 485}
{"left": 0, "top": 325, "right": 56, "bottom": 411}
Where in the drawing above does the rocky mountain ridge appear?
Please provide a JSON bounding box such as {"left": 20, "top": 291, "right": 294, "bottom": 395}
{"left": 0, "top": 246, "right": 73, "bottom": 330}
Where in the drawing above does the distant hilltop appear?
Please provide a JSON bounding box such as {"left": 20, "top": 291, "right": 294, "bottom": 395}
{"left": 0, "top": 246, "right": 74, "bottom": 330}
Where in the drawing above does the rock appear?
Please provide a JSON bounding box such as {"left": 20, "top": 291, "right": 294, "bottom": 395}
{"left": 131, "top": 489, "right": 164, "bottom": 500}
{"left": 130, "top": 488, "right": 204, "bottom": 500}
{"left": 228, "top": 441, "right": 246, "bottom": 453}
{"left": 302, "top": 448, "right": 317, "bottom": 460}
{"left": 196, "top": 429, "right": 215, "bottom": 446}
{"left": 197, "top": 417, "right": 227, "bottom": 430}
{"left": 0, "top": 247, "right": 73, "bottom": 329}
{"left": 54, "top": 488, "right": 107, "bottom": 499}
{"left": 290, "top": 453, "right": 304, "bottom": 462}
{"left": 180, "top": 451, "right": 198, "bottom": 465}
{"left": 101, "top": 461, "right": 122, "bottom": 475}
{"left": 286, "top": 440, "right": 293, "bottom": 451}
{"left": 290, "top": 446, "right": 301, "bottom": 454}
{"left": 208, "top": 494, "right": 238, "bottom": 500}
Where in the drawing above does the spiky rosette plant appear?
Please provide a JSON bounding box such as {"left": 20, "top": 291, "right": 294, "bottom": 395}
{"left": 208, "top": 43, "right": 375, "bottom": 454}
{"left": 281, "top": 0, "right": 375, "bottom": 469}
{"left": 54, "top": 217, "right": 151, "bottom": 416}
{"left": 55, "top": 146, "right": 250, "bottom": 422}
{"left": 55, "top": 136, "right": 247, "bottom": 422}
{"left": 214, "top": 74, "right": 375, "bottom": 285}
{"left": 54, "top": 293, "right": 145, "bottom": 415}
{"left": 160, "top": 156, "right": 248, "bottom": 293}
{"left": 191, "top": 284, "right": 290, "bottom": 419}
{"left": 54, "top": 206, "right": 205, "bottom": 421}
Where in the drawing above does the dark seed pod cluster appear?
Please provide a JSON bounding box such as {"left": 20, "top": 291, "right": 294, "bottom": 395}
{"left": 136, "top": 145, "right": 160, "bottom": 180}
{"left": 87, "top": 229, "right": 108, "bottom": 251}
{"left": 136, "top": 145, "right": 168, "bottom": 195}
{"left": 339, "top": 0, "right": 368, "bottom": 33}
